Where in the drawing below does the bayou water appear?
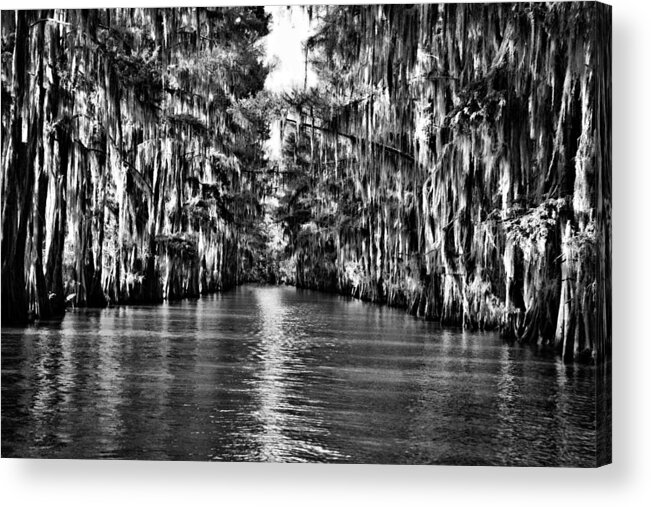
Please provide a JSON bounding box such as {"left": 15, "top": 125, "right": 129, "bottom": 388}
{"left": 1, "top": 285, "right": 596, "bottom": 465}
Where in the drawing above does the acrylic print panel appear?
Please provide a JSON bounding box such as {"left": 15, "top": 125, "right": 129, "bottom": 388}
{"left": 0, "top": 2, "right": 611, "bottom": 466}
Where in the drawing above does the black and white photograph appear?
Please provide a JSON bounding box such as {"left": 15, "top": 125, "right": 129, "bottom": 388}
{"left": 1, "top": 1, "right": 612, "bottom": 469}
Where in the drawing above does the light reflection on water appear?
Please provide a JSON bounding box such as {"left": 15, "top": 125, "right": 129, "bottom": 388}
{"left": 2, "top": 285, "right": 597, "bottom": 465}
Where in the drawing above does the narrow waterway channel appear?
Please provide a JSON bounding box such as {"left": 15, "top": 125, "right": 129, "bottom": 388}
{"left": 2, "top": 285, "right": 596, "bottom": 465}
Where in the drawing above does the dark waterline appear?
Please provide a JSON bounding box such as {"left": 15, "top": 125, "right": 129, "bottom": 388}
{"left": 1, "top": 285, "right": 596, "bottom": 465}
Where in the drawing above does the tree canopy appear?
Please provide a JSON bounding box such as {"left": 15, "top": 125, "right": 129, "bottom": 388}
{"left": 1, "top": 4, "right": 611, "bottom": 364}
{"left": 272, "top": 3, "right": 611, "bottom": 363}
{"left": 1, "top": 7, "right": 274, "bottom": 320}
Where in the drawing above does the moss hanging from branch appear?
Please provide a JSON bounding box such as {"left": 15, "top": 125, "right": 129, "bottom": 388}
{"left": 1, "top": 7, "right": 273, "bottom": 319}
{"left": 278, "top": 2, "right": 610, "bottom": 363}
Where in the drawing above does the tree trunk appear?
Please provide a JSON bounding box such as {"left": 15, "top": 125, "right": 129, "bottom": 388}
{"left": 2, "top": 11, "right": 37, "bottom": 325}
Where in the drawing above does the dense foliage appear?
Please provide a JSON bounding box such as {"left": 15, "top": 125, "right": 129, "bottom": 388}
{"left": 275, "top": 3, "right": 611, "bottom": 362}
{"left": 1, "top": 8, "right": 273, "bottom": 321}
{"left": 1, "top": 4, "right": 611, "bottom": 364}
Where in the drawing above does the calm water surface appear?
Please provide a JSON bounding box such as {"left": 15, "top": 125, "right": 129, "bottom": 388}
{"left": 2, "top": 286, "right": 596, "bottom": 465}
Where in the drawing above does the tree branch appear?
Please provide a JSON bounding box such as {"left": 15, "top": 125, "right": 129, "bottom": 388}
{"left": 30, "top": 18, "right": 74, "bottom": 29}
{"left": 284, "top": 118, "right": 415, "bottom": 163}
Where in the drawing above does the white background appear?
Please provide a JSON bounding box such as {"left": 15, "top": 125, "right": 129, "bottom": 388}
{"left": 1, "top": 0, "right": 649, "bottom": 505}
